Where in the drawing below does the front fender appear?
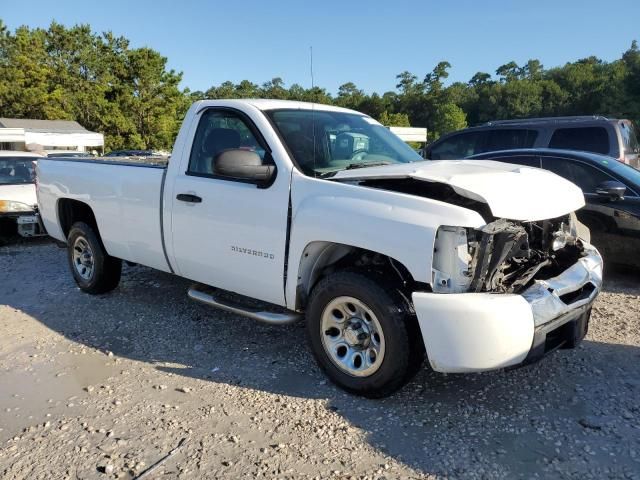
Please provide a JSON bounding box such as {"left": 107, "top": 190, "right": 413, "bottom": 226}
{"left": 286, "top": 173, "right": 485, "bottom": 308}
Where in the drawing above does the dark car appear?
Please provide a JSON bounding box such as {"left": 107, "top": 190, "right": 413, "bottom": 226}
{"left": 467, "top": 148, "right": 640, "bottom": 269}
{"left": 105, "top": 150, "right": 154, "bottom": 157}
{"left": 425, "top": 116, "right": 640, "bottom": 168}
{"left": 46, "top": 152, "right": 93, "bottom": 158}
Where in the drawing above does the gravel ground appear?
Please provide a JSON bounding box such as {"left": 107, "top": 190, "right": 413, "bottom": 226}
{"left": 0, "top": 240, "right": 639, "bottom": 479}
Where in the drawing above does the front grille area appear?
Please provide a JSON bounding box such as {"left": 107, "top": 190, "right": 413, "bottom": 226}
{"left": 559, "top": 282, "right": 596, "bottom": 305}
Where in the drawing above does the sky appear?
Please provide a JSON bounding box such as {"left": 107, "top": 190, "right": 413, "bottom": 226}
{"left": 2, "top": 0, "right": 640, "bottom": 95}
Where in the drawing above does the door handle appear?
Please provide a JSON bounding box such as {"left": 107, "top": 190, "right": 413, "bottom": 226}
{"left": 176, "top": 193, "right": 202, "bottom": 203}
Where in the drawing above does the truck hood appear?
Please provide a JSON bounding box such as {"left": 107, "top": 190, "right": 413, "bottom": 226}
{"left": 332, "top": 160, "right": 585, "bottom": 221}
{"left": 0, "top": 183, "right": 37, "bottom": 207}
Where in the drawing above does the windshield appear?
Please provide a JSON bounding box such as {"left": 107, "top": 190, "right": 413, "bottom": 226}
{"left": 606, "top": 158, "right": 640, "bottom": 192}
{"left": 0, "top": 157, "right": 37, "bottom": 185}
{"left": 620, "top": 121, "right": 639, "bottom": 155}
{"left": 266, "top": 109, "right": 423, "bottom": 177}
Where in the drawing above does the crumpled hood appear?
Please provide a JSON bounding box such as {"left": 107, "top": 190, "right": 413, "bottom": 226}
{"left": 333, "top": 160, "right": 585, "bottom": 221}
{"left": 0, "top": 183, "right": 37, "bottom": 207}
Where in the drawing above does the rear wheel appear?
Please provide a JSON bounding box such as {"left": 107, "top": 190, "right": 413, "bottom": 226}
{"left": 67, "top": 222, "right": 121, "bottom": 294}
{"left": 306, "top": 271, "right": 424, "bottom": 398}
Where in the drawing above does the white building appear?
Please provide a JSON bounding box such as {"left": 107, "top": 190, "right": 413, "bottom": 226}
{"left": 0, "top": 118, "right": 104, "bottom": 154}
{"left": 388, "top": 126, "right": 428, "bottom": 144}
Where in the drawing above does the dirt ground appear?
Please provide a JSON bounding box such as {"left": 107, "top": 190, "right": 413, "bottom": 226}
{"left": 0, "top": 239, "right": 639, "bottom": 479}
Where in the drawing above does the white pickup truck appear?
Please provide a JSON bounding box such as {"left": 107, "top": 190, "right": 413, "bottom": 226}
{"left": 37, "top": 100, "right": 603, "bottom": 397}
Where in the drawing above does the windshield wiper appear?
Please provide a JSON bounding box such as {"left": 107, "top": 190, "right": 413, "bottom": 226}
{"left": 315, "top": 161, "right": 393, "bottom": 178}
{"left": 345, "top": 162, "right": 391, "bottom": 170}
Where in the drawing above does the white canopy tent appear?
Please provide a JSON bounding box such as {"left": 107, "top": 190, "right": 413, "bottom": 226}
{"left": 0, "top": 118, "right": 104, "bottom": 153}
{"left": 388, "top": 126, "right": 428, "bottom": 143}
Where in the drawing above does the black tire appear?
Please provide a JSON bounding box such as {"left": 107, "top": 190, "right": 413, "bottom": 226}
{"left": 67, "top": 221, "right": 121, "bottom": 294}
{"left": 306, "top": 271, "right": 424, "bottom": 398}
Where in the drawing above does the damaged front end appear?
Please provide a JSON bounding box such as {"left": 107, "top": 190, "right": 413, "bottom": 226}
{"left": 420, "top": 216, "right": 602, "bottom": 372}
{"left": 467, "top": 216, "right": 582, "bottom": 294}
{"left": 432, "top": 214, "right": 603, "bottom": 328}
{"left": 432, "top": 214, "right": 597, "bottom": 296}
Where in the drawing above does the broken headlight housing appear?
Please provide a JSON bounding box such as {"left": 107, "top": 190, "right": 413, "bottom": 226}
{"left": 0, "top": 200, "right": 34, "bottom": 213}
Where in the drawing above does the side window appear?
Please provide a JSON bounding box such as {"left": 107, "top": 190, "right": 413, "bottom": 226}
{"left": 484, "top": 129, "right": 538, "bottom": 152}
{"left": 548, "top": 127, "right": 610, "bottom": 155}
{"left": 541, "top": 157, "right": 613, "bottom": 193}
{"left": 188, "top": 109, "right": 266, "bottom": 175}
{"left": 429, "top": 132, "right": 486, "bottom": 160}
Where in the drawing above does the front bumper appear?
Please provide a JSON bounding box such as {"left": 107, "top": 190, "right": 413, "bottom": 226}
{"left": 412, "top": 243, "right": 603, "bottom": 373}
{"left": 0, "top": 212, "right": 46, "bottom": 237}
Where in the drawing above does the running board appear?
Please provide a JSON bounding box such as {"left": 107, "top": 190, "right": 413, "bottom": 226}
{"left": 187, "top": 284, "right": 301, "bottom": 325}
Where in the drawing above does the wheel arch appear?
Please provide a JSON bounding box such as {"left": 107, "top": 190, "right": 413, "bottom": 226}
{"left": 292, "top": 241, "right": 420, "bottom": 311}
{"left": 57, "top": 198, "right": 100, "bottom": 240}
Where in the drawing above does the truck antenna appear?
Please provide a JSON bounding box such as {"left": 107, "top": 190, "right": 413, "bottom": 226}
{"left": 310, "top": 46, "right": 317, "bottom": 177}
{"left": 310, "top": 46, "right": 315, "bottom": 89}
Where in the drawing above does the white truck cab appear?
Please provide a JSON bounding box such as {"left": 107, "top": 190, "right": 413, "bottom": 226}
{"left": 36, "top": 100, "right": 603, "bottom": 397}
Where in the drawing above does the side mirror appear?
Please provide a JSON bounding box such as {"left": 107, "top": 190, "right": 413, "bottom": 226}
{"left": 213, "top": 149, "right": 275, "bottom": 184}
{"left": 595, "top": 180, "right": 626, "bottom": 201}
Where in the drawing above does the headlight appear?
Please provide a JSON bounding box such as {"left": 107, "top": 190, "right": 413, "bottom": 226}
{"left": 552, "top": 214, "right": 579, "bottom": 251}
{"left": 432, "top": 226, "right": 473, "bottom": 293}
{"left": 0, "top": 200, "right": 34, "bottom": 213}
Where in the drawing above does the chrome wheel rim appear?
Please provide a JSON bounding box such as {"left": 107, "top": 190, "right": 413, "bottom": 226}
{"left": 72, "top": 237, "right": 94, "bottom": 280}
{"left": 320, "top": 296, "right": 385, "bottom": 377}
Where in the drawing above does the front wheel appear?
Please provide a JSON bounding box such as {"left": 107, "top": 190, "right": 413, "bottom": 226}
{"left": 306, "top": 271, "right": 424, "bottom": 398}
{"left": 67, "top": 222, "right": 122, "bottom": 294}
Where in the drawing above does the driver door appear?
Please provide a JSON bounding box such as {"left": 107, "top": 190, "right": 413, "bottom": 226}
{"left": 170, "top": 107, "right": 290, "bottom": 306}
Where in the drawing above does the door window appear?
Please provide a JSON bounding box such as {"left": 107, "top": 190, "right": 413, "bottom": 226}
{"left": 541, "top": 157, "right": 614, "bottom": 193}
{"left": 188, "top": 109, "right": 266, "bottom": 175}
{"left": 490, "top": 155, "right": 541, "bottom": 168}
{"left": 484, "top": 129, "right": 538, "bottom": 152}
{"left": 548, "top": 127, "right": 610, "bottom": 154}
{"left": 429, "top": 131, "right": 486, "bottom": 159}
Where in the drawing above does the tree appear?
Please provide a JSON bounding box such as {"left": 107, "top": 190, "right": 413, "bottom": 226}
{"left": 496, "top": 61, "right": 520, "bottom": 82}
{"left": 261, "top": 77, "right": 287, "bottom": 99}
{"left": 125, "top": 47, "right": 186, "bottom": 149}
{"left": 234, "top": 80, "right": 259, "bottom": 98}
{"left": 622, "top": 41, "right": 640, "bottom": 122}
{"left": 336, "top": 82, "right": 364, "bottom": 109}
{"left": 0, "top": 25, "right": 61, "bottom": 119}
{"left": 395, "top": 71, "right": 420, "bottom": 95}
{"left": 1, "top": 20, "right": 639, "bottom": 152}
{"left": 431, "top": 103, "right": 467, "bottom": 139}
{"left": 378, "top": 111, "right": 411, "bottom": 127}
{"left": 0, "top": 21, "right": 188, "bottom": 150}
{"left": 469, "top": 72, "right": 492, "bottom": 86}
{"left": 522, "top": 59, "right": 544, "bottom": 80}
{"left": 424, "top": 61, "right": 451, "bottom": 93}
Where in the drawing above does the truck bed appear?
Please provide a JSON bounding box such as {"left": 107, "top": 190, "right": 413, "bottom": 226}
{"left": 45, "top": 155, "right": 170, "bottom": 168}
{"left": 36, "top": 157, "right": 171, "bottom": 272}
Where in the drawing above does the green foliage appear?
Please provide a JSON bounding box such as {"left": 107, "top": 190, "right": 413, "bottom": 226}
{"left": 378, "top": 111, "right": 411, "bottom": 127}
{"left": 431, "top": 103, "right": 467, "bottom": 139}
{"left": 0, "top": 21, "right": 186, "bottom": 150}
{"left": 1, "top": 19, "right": 639, "bottom": 150}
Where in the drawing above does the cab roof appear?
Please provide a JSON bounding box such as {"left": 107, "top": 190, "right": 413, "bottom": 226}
{"left": 195, "top": 99, "right": 362, "bottom": 115}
